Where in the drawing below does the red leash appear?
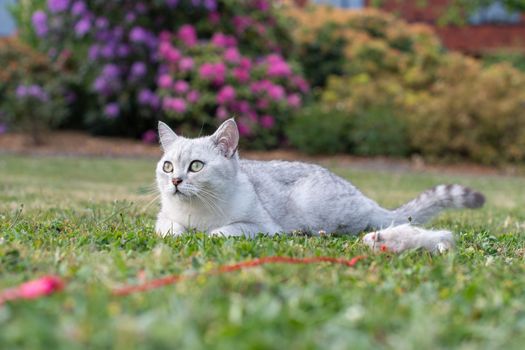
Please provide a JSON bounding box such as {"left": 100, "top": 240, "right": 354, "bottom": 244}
{"left": 112, "top": 255, "right": 367, "bottom": 296}
{"left": 0, "top": 255, "right": 367, "bottom": 303}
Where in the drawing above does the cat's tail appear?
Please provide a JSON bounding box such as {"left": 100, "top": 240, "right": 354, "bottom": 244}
{"left": 391, "top": 184, "right": 485, "bottom": 225}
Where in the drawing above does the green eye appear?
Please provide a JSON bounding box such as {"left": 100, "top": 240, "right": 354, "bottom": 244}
{"left": 163, "top": 161, "right": 173, "bottom": 173}
{"left": 189, "top": 160, "right": 204, "bottom": 172}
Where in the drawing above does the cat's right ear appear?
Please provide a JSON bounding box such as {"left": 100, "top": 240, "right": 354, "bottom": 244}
{"left": 158, "top": 121, "right": 178, "bottom": 151}
{"left": 211, "top": 118, "right": 239, "bottom": 158}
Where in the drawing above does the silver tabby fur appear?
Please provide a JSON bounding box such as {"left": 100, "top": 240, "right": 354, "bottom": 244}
{"left": 155, "top": 119, "right": 485, "bottom": 247}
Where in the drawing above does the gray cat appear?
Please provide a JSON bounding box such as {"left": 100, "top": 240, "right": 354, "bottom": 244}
{"left": 155, "top": 119, "right": 484, "bottom": 252}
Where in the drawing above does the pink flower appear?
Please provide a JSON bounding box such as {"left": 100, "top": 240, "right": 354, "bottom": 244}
{"left": 237, "top": 120, "right": 252, "bottom": 136}
{"left": 254, "top": 0, "right": 270, "bottom": 11}
{"left": 211, "top": 32, "right": 237, "bottom": 48}
{"left": 237, "top": 100, "right": 251, "bottom": 114}
{"left": 199, "top": 63, "right": 215, "bottom": 80}
{"left": 159, "top": 41, "right": 172, "bottom": 57}
{"left": 216, "top": 106, "right": 229, "bottom": 120}
{"left": 239, "top": 58, "right": 252, "bottom": 70}
{"left": 208, "top": 12, "right": 221, "bottom": 24}
{"left": 187, "top": 90, "right": 200, "bottom": 103}
{"left": 212, "top": 63, "right": 226, "bottom": 85}
{"left": 199, "top": 62, "right": 226, "bottom": 85}
{"left": 158, "top": 74, "right": 173, "bottom": 89}
{"left": 19, "top": 275, "right": 64, "bottom": 299}
{"left": 292, "top": 76, "right": 309, "bottom": 93}
{"left": 233, "top": 67, "right": 250, "bottom": 83}
{"left": 167, "top": 47, "right": 182, "bottom": 63}
{"left": 260, "top": 115, "right": 275, "bottom": 129}
{"left": 142, "top": 130, "right": 157, "bottom": 144}
{"left": 256, "top": 99, "right": 269, "bottom": 110}
{"left": 250, "top": 80, "right": 272, "bottom": 94}
{"left": 224, "top": 48, "right": 241, "bottom": 64}
{"left": 159, "top": 41, "right": 171, "bottom": 58}
{"left": 233, "top": 16, "right": 252, "bottom": 33}
{"left": 159, "top": 31, "right": 171, "bottom": 42}
{"left": 177, "top": 24, "right": 197, "bottom": 47}
{"left": 163, "top": 97, "right": 187, "bottom": 113}
{"left": 217, "top": 85, "right": 236, "bottom": 104}
{"left": 174, "top": 80, "right": 189, "bottom": 94}
{"left": 247, "top": 111, "right": 258, "bottom": 122}
{"left": 287, "top": 93, "right": 302, "bottom": 108}
{"left": 266, "top": 55, "right": 292, "bottom": 77}
{"left": 267, "top": 84, "right": 285, "bottom": 100}
{"left": 179, "top": 57, "right": 194, "bottom": 72}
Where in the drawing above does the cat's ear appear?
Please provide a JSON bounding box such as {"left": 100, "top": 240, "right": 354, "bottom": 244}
{"left": 211, "top": 118, "right": 239, "bottom": 158}
{"left": 158, "top": 121, "right": 178, "bottom": 151}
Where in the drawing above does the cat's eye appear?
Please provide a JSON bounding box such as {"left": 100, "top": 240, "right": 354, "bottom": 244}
{"left": 163, "top": 161, "right": 173, "bottom": 173}
{"left": 189, "top": 160, "right": 204, "bottom": 172}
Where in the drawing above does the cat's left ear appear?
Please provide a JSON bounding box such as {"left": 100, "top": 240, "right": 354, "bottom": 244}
{"left": 211, "top": 118, "right": 239, "bottom": 158}
{"left": 158, "top": 121, "right": 178, "bottom": 151}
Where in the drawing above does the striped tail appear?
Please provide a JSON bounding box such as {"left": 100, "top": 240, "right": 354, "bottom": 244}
{"left": 393, "top": 184, "right": 485, "bottom": 225}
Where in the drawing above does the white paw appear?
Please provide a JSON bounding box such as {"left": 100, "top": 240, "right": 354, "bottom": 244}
{"left": 363, "top": 224, "right": 454, "bottom": 254}
{"left": 210, "top": 228, "right": 247, "bottom": 237}
{"left": 155, "top": 218, "right": 185, "bottom": 237}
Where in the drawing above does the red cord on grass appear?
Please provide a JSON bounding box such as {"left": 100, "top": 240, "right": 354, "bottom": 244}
{"left": 0, "top": 275, "right": 64, "bottom": 305}
{"left": 0, "top": 256, "right": 367, "bottom": 303}
{"left": 112, "top": 255, "right": 367, "bottom": 296}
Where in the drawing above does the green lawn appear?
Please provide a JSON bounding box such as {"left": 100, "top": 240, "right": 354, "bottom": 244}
{"left": 1, "top": 155, "right": 525, "bottom": 349}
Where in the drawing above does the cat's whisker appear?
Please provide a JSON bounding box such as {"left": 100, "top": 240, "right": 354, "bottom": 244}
{"left": 141, "top": 181, "right": 159, "bottom": 195}
{"left": 196, "top": 187, "right": 225, "bottom": 203}
{"left": 140, "top": 194, "right": 160, "bottom": 213}
{"left": 195, "top": 190, "right": 226, "bottom": 219}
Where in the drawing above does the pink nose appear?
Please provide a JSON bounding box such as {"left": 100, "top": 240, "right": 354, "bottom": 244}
{"left": 172, "top": 178, "right": 183, "bottom": 186}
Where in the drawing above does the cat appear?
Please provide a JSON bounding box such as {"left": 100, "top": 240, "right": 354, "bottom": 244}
{"left": 155, "top": 119, "right": 485, "bottom": 253}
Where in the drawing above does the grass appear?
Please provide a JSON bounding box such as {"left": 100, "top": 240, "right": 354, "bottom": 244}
{"left": 1, "top": 154, "right": 525, "bottom": 349}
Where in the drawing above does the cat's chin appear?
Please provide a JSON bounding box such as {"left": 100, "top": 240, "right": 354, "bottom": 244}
{"left": 169, "top": 190, "right": 192, "bottom": 201}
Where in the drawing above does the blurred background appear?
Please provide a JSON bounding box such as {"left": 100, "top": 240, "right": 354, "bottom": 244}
{"left": 1, "top": 0, "right": 525, "bottom": 165}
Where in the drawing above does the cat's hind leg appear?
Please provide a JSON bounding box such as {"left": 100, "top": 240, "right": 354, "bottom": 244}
{"left": 362, "top": 224, "right": 454, "bottom": 254}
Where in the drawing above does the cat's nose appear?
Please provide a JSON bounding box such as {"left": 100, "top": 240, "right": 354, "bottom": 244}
{"left": 172, "top": 177, "right": 183, "bottom": 186}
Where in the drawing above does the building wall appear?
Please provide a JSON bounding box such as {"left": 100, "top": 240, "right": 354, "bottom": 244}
{"left": 371, "top": 0, "right": 450, "bottom": 23}
{"left": 299, "top": 0, "right": 525, "bottom": 53}
{"left": 373, "top": 0, "right": 525, "bottom": 53}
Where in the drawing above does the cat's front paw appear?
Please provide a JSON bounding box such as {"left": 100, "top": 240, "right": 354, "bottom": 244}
{"left": 210, "top": 227, "right": 246, "bottom": 237}
{"left": 155, "top": 218, "right": 186, "bottom": 237}
{"left": 362, "top": 224, "right": 454, "bottom": 254}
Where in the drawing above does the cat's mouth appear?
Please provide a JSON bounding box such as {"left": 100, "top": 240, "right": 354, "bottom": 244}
{"left": 173, "top": 188, "right": 187, "bottom": 197}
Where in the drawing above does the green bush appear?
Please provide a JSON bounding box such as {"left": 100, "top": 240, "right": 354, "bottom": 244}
{"left": 483, "top": 51, "right": 525, "bottom": 72}
{"left": 294, "top": 23, "right": 347, "bottom": 88}
{"left": 0, "top": 38, "right": 66, "bottom": 144}
{"left": 288, "top": 4, "right": 525, "bottom": 163}
{"left": 287, "top": 5, "right": 442, "bottom": 89}
{"left": 349, "top": 106, "right": 409, "bottom": 157}
{"left": 407, "top": 54, "right": 525, "bottom": 164}
{"left": 286, "top": 105, "right": 352, "bottom": 155}
{"left": 286, "top": 104, "right": 408, "bottom": 157}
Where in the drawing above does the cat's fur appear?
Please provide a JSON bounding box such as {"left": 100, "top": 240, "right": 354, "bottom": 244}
{"left": 155, "top": 119, "right": 485, "bottom": 252}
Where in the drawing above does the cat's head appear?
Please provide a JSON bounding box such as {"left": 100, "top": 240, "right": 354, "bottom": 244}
{"left": 156, "top": 119, "right": 239, "bottom": 202}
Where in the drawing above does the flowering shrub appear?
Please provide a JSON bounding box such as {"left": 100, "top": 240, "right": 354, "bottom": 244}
{"left": 157, "top": 30, "right": 307, "bottom": 147}
{"left": 13, "top": 0, "right": 307, "bottom": 146}
{"left": 0, "top": 38, "right": 66, "bottom": 144}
